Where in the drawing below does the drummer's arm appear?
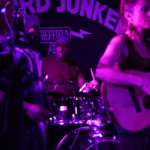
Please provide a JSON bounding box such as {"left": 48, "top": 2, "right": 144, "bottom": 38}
{"left": 77, "top": 72, "right": 86, "bottom": 88}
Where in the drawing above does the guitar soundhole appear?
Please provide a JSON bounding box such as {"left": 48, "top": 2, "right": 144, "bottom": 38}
{"left": 143, "top": 96, "right": 150, "bottom": 109}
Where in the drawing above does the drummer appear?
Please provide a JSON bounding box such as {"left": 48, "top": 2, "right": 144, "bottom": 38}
{"left": 42, "top": 35, "right": 99, "bottom": 99}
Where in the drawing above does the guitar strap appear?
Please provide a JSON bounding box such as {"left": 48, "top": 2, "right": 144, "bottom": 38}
{"left": 121, "top": 33, "right": 142, "bottom": 113}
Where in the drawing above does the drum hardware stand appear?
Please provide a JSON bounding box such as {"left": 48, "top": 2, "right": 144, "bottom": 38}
{"left": 69, "top": 110, "right": 86, "bottom": 150}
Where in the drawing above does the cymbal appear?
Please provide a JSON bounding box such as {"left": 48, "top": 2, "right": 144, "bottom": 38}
{"left": 44, "top": 79, "right": 78, "bottom": 92}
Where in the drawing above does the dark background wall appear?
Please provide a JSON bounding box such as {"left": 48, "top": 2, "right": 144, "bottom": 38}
{"left": 14, "top": 0, "right": 121, "bottom": 81}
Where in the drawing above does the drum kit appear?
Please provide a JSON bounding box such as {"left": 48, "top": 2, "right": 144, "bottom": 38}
{"left": 44, "top": 80, "right": 122, "bottom": 150}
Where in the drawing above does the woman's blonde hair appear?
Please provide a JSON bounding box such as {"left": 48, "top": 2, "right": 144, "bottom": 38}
{"left": 119, "top": 0, "right": 138, "bottom": 33}
{"left": 118, "top": 0, "right": 150, "bottom": 48}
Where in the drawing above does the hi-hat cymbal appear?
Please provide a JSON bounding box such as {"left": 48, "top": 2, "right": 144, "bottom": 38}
{"left": 44, "top": 79, "right": 78, "bottom": 92}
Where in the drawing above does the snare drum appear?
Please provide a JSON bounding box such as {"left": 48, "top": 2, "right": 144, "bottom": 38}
{"left": 49, "top": 96, "right": 111, "bottom": 127}
{"left": 55, "top": 126, "right": 122, "bottom": 150}
{"left": 82, "top": 96, "right": 111, "bottom": 127}
{"left": 49, "top": 96, "right": 87, "bottom": 125}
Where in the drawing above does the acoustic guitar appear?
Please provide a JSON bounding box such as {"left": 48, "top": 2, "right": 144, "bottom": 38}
{"left": 101, "top": 69, "right": 150, "bottom": 132}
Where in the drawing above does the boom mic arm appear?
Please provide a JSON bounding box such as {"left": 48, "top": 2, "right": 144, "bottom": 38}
{"left": 0, "top": 1, "right": 23, "bottom": 17}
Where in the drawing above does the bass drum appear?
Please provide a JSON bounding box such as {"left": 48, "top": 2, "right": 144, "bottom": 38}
{"left": 86, "top": 140, "right": 122, "bottom": 150}
{"left": 55, "top": 126, "right": 122, "bottom": 150}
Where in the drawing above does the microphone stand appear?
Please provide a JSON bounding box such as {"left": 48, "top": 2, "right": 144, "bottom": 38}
{"left": 4, "top": 1, "right": 23, "bottom": 65}
{"left": 2, "top": 2, "right": 21, "bottom": 133}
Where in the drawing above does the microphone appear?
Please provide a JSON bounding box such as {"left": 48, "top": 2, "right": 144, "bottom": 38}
{"left": 0, "top": 8, "right": 6, "bottom": 13}
{"left": 26, "top": 25, "right": 39, "bottom": 36}
{"left": 23, "top": 14, "right": 41, "bottom": 43}
{"left": 24, "top": 14, "right": 40, "bottom": 36}
{"left": 5, "top": 1, "right": 19, "bottom": 9}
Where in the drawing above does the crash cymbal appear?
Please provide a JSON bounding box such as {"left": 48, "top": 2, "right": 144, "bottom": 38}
{"left": 44, "top": 79, "right": 78, "bottom": 92}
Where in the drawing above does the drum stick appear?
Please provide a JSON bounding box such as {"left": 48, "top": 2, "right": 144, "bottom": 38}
{"left": 90, "top": 68, "right": 95, "bottom": 80}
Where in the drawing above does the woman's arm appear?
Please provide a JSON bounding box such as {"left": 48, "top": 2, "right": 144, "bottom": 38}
{"left": 95, "top": 35, "right": 143, "bottom": 87}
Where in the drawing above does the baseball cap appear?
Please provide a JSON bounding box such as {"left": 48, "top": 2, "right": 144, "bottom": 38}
{"left": 55, "top": 35, "right": 71, "bottom": 47}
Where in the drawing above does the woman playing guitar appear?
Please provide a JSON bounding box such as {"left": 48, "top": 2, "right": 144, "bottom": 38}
{"left": 95, "top": 0, "right": 150, "bottom": 150}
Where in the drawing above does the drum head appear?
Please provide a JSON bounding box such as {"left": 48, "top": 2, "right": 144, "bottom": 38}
{"left": 55, "top": 127, "right": 122, "bottom": 150}
{"left": 57, "top": 139, "right": 122, "bottom": 150}
{"left": 86, "top": 140, "right": 122, "bottom": 150}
